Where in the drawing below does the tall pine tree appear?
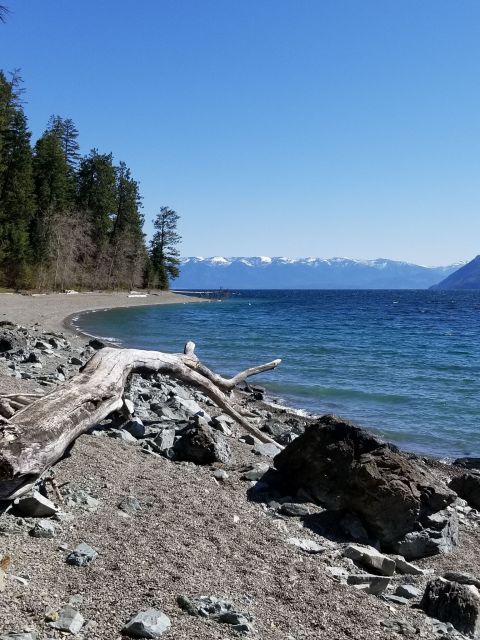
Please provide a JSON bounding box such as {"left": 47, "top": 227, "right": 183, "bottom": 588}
{"left": 0, "top": 71, "right": 35, "bottom": 287}
{"left": 148, "top": 207, "right": 181, "bottom": 290}
{"left": 76, "top": 149, "right": 117, "bottom": 247}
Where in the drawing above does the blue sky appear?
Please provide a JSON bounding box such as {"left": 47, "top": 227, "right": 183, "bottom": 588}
{"left": 1, "top": 0, "right": 479, "bottom": 265}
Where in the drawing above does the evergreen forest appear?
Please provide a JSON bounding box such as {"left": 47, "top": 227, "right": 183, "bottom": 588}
{"left": 0, "top": 70, "right": 180, "bottom": 291}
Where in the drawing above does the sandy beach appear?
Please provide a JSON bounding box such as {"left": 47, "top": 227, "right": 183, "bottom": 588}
{"left": 0, "top": 291, "right": 205, "bottom": 343}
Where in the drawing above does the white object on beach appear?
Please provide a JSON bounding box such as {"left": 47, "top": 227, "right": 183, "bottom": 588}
{"left": 128, "top": 294, "right": 148, "bottom": 298}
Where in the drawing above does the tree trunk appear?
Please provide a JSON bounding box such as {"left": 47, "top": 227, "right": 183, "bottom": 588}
{"left": 0, "top": 343, "right": 281, "bottom": 500}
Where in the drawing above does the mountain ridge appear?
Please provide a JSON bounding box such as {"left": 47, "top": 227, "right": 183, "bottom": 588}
{"left": 430, "top": 255, "right": 480, "bottom": 290}
{"left": 174, "top": 256, "right": 464, "bottom": 290}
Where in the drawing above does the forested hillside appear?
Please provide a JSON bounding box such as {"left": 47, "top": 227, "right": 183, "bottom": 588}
{"left": 0, "top": 71, "right": 179, "bottom": 291}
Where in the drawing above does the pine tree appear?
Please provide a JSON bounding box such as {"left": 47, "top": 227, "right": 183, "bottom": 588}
{"left": 148, "top": 207, "right": 181, "bottom": 290}
{"left": 107, "top": 161, "right": 145, "bottom": 288}
{"left": 31, "top": 129, "right": 74, "bottom": 277}
{"left": 0, "top": 71, "right": 35, "bottom": 287}
{"left": 47, "top": 115, "right": 81, "bottom": 169}
{"left": 76, "top": 149, "right": 117, "bottom": 246}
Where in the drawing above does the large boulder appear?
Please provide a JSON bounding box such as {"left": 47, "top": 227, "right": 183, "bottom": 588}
{"left": 274, "top": 415, "right": 456, "bottom": 555}
{"left": 450, "top": 473, "right": 480, "bottom": 509}
{"left": 421, "top": 578, "right": 480, "bottom": 638}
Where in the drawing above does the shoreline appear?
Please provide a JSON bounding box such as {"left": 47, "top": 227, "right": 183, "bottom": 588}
{"left": 0, "top": 291, "right": 207, "bottom": 347}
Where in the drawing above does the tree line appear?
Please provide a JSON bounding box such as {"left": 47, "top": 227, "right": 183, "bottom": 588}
{"left": 0, "top": 70, "right": 180, "bottom": 291}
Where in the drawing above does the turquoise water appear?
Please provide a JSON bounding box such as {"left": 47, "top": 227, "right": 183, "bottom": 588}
{"left": 75, "top": 290, "right": 480, "bottom": 458}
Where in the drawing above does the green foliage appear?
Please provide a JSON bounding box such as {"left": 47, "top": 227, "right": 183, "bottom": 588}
{"left": 76, "top": 149, "right": 117, "bottom": 246}
{"left": 47, "top": 115, "right": 81, "bottom": 169}
{"left": 148, "top": 206, "right": 181, "bottom": 290}
{"left": 0, "top": 70, "right": 35, "bottom": 287}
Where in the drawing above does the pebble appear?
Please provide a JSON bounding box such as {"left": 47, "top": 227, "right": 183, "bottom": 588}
{"left": 213, "top": 469, "right": 229, "bottom": 481}
{"left": 118, "top": 496, "right": 142, "bottom": 516}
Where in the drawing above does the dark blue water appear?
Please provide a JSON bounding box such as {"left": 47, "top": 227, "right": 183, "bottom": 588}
{"left": 75, "top": 290, "right": 480, "bottom": 458}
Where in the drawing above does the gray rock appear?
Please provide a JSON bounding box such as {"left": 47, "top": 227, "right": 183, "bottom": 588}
{"left": 66, "top": 542, "right": 98, "bottom": 566}
{"left": 421, "top": 577, "right": 480, "bottom": 637}
{"left": 176, "top": 596, "right": 253, "bottom": 633}
{"left": 124, "top": 398, "right": 135, "bottom": 414}
{"left": 392, "top": 510, "right": 459, "bottom": 560}
{"left": 30, "top": 519, "right": 57, "bottom": 538}
{"left": 123, "top": 417, "right": 145, "bottom": 439}
{"left": 210, "top": 416, "right": 233, "bottom": 436}
{"left": 69, "top": 356, "right": 83, "bottom": 366}
{"left": 0, "top": 634, "right": 37, "bottom": 640}
{"left": 253, "top": 442, "right": 282, "bottom": 458}
{"left": 242, "top": 463, "right": 270, "bottom": 481}
{"left": 393, "top": 555, "right": 427, "bottom": 575}
{"left": 123, "top": 609, "right": 171, "bottom": 638}
{"left": 444, "top": 571, "right": 480, "bottom": 590}
{"left": 239, "top": 434, "right": 258, "bottom": 445}
{"left": 171, "top": 395, "right": 208, "bottom": 419}
{"left": 450, "top": 473, "right": 480, "bottom": 510}
{"left": 109, "top": 429, "right": 138, "bottom": 443}
{"left": 395, "top": 584, "right": 421, "bottom": 599}
{"left": 280, "top": 502, "right": 310, "bottom": 517}
{"left": 153, "top": 428, "right": 175, "bottom": 451}
{"left": 64, "top": 488, "right": 99, "bottom": 512}
{"left": 174, "top": 423, "right": 231, "bottom": 465}
{"left": 343, "top": 544, "right": 396, "bottom": 576}
{"left": 212, "top": 469, "right": 229, "bottom": 481}
{"left": 347, "top": 573, "right": 391, "bottom": 595}
{"left": 14, "top": 491, "right": 58, "bottom": 518}
{"left": 118, "top": 496, "right": 141, "bottom": 516}
{"left": 49, "top": 605, "right": 84, "bottom": 634}
{"left": 287, "top": 537, "right": 325, "bottom": 553}
{"left": 383, "top": 594, "right": 410, "bottom": 605}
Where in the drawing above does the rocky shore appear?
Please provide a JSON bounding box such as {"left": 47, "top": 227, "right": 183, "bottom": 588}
{"left": 1, "top": 321, "right": 480, "bottom": 639}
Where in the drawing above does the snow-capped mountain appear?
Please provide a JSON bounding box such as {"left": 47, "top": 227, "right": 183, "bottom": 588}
{"left": 173, "top": 256, "right": 463, "bottom": 290}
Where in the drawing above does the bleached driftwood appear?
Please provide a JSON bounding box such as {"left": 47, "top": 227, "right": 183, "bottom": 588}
{"left": 0, "top": 343, "right": 281, "bottom": 500}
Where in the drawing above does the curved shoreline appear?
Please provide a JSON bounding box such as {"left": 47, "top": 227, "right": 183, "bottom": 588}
{"left": 0, "top": 291, "right": 207, "bottom": 347}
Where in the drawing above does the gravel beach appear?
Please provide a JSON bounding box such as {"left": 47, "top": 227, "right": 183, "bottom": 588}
{"left": 0, "top": 291, "right": 205, "bottom": 345}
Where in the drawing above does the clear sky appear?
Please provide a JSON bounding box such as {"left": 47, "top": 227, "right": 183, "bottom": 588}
{"left": 1, "top": 1, "right": 479, "bottom": 265}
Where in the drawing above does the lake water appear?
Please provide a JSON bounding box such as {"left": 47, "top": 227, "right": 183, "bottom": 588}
{"left": 75, "top": 290, "right": 480, "bottom": 458}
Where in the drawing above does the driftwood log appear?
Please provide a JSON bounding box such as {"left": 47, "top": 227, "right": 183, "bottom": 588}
{"left": 0, "top": 342, "right": 281, "bottom": 500}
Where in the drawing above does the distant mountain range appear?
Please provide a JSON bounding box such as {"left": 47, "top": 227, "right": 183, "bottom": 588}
{"left": 173, "top": 256, "right": 464, "bottom": 290}
{"left": 431, "top": 255, "right": 480, "bottom": 290}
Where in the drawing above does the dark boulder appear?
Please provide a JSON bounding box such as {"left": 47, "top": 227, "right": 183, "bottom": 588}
{"left": 421, "top": 578, "right": 480, "bottom": 638}
{"left": 450, "top": 473, "right": 480, "bottom": 510}
{"left": 174, "top": 423, "right": 231, "bottom": 464}
{"left": 274, "top": 415, "right": 456, "bottom": 555}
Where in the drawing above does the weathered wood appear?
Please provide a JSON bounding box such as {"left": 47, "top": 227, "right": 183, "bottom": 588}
{"left": 0, "top": 343, "right": 281, "bottom": 500}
